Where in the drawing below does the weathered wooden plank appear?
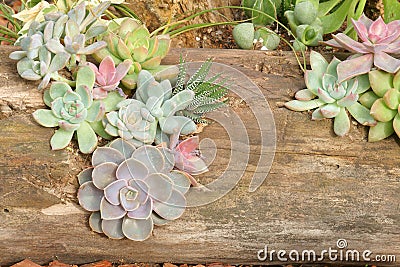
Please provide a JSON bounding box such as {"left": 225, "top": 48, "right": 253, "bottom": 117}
{"left": 0, "top": 46, "right": 399, "bottom": 266}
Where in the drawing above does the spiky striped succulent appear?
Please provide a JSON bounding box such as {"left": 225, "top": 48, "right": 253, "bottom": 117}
{"left": 103, "top": 70, "right": 197, "bottom": 146}
{"left": 77, "top": 138, "right": 191, "bottom": 241}
{"left": 93, "top": 18, "right": 176, "bottom": 89}
{"left": 359, "top": 70, "right": 400, "bottom": 142}
{"left": 285, "top": 51, "right": 376, "bottom": 136}
{"left": 173, "top": 59, "right": 228, "bottom": 123}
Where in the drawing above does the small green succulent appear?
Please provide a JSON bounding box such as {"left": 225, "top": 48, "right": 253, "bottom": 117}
{"left": 33, "top": 66, "right": 109, "bottom": 153}
{"left": 285, "top": 51, "right": 376, "bottom": 136}
{"left": 359, "top": 70, "right": 400, "bottom": 142}
{"left": 285, "top": 0, "right": 323, "bottom": 48}
{"left": 93, "top": 18, "right": 177, "bottom": 89}
{"left": 103, "top": 70, "right": 197, "bottom": 146}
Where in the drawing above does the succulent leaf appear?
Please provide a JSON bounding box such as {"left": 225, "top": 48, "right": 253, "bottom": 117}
{"left": 368, "top": 121, "right": 395, "bottom": 142}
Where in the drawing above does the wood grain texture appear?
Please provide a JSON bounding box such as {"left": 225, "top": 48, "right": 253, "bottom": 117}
{"left": 0, "top": 46, "right": 399, "bottom": 266}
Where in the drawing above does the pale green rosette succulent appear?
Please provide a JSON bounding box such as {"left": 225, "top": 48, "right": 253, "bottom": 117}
{"left": 103, "top": 70, "right": 197, "bottom": 146}
{"left": 285, "top": 51, "right": 376, "bottom": 136}
{"left": 77, "top": 138, "right": 192, "bottom": 241}
{"left": 32, "top": 66, "right": 107, "bottom": 153}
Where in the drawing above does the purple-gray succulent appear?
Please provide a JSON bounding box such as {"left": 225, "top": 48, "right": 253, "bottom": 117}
{"left": 77, "top": 138, "right": 191, "bottom": 241}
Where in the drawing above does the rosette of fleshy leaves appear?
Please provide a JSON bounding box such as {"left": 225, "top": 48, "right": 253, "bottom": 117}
{"left": 93, "top": 18, "right": 177, "bottom": 89}
{"left": 325, "top": 14, "right": 400, "bottom": 82}
{"left": 359, "top": 70, "right": 400, "bottom": 142}
{"left": 32, "top": 66, "right": 123, "bottom": 153}
{"left": 285, "top": 0, "right": 323, "bottom": 49}
{"left": 103, "top": 70, "right": 197, "bottom": 146}
{"left": 45, "top": 1, "right": 109, "bottom": 67}
{"left": 173, "top": 59, "right": 228, "bottom": 123}
{"left": 9, "top": 1, "right": 109, "bottom": 89}
{"left": 77, "top": 138, "right": 192, "bottom": 241}
{"left": 285, "top": 51, "right": 376, "bottom": 136}
{"left": 87, "top": 56, "right": 132, "bottom": 100}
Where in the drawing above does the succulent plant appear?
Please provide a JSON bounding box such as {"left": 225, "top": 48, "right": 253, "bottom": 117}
{"left": 285, "top": 51, "right": 376, "bottom": 136}
{"left": 255, "top": 27, "right": 280, "bottom": 50}
{"left": 285, "top": 0, "right": 323, "bottom": 47}
{"left": 232, "top": 23, "right": 281, "bottom": 50}
{"left": 168, "top": 135, "right": 208, "bottom": 176}
{"left": 77, "top": 138, "right": 192, "bottom": 241}
{"left": 10, "top": 17, "right": 71, "bottom": 90}
{"left": 93, "top": 18, "right": 176, "bottom": 89}
{"left": 173, "top": 59, "right": 228, "bottom": 123}
{"left": 359, "top": 70, "right": 400, "bottom": 142}
{"left": 103, "top": 70, "right": 197, "bottom": 146}
{"left": 32, "top": 66, "right": 106, "bottom": 153}
{"left": 9, "top": 1, "right": 109, "bottom": 89}
{"left": 242, "top": 0, "right": 282, "bottom": 26}
{"left": 45, "top": 2, "right": 109, "bottom": 66}
{"left": 232, "top": 23, "right": 255, "bottom": 50}
{"left": 87, "top": 56, "right": 132, "bottom": 100}
{"left": 325, "top": 14, "right": 400, "bottom": 82}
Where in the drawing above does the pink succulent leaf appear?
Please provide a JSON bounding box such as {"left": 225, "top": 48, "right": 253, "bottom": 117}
{"left": 368, "top": 33, "right": 382, "bottom": 43}
{"left": 324, "top": 38, "right": 341, "bottom": 48}
{"left": 368, "top": 17, "right": 388, "bottom": 42}
{"left": 386, "top": 20, "right": 400, "bottom": 36}
{"left": 93, "top": 87, "right": 108, "bottom": 100}
{"left": 112, "top": 59, "right": 132, "bottom": 84}
{"left": 87, "top": 62, "right": 101, "bottom": 78}
{"left": 331, "top": 33, "right": 370, "bottom": 54}
{"left": 176, "top": 136, "right": 199, "bottom": 156}
{"left": 387, "top": 39, "right": 400, "bottom": 54}
{"left": 99, "top": 56, "right": 117, "bottom": 84}
{"left": 352, "top": 18, "right": 369, "bottom": 43}
{"left": 374, "top": 51, "right": 400, "bottom": 73}
{"left": 373, "top": 43, "right": 389, "bottom": 53}
{"left": 97, "top": 75, "right": 107, "bottom": 86}
{"left": 357, "top": 14, "right": 373, "bottom": 29}
{"left": 337, "top": 54, "right": 373, "bottom": 83}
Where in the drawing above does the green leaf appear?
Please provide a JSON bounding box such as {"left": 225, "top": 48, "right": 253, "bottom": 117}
{"left": 359, "top": 91, "right": 379, "bottom": 109}
{"left": 383, "top": 0, "right": 400, "bottom": 23}
{"left": 76, "top": 66, "right": 95, "bottom": 91}
{"left": 76, "top": 121, "right": 98, "bottom": 154}
{"left": 383, "top": 88, "right": 400, "bottom": 110}
{"left": 89, "top": 121, "right": 113, "bottom": 140}
{"left": 33, "top": 109, "right": 60, "bottom": 127}
{"left": 333, "top": 108, "right": 350, "bottom": 136}
{"left": 347, "top": 102, "right": 376, "bottom": 126}
{"left": 393, "top": 113, "right": 400, "bottom": 138}
{"left": 368, "top": 121, "right": 394, "bottom": 142}
{"left": 284, "top": 99, "right": 324, "bottom": 111}
{"left": 369, "top": 70, "right": 393, "bottom": 97}
{"left": 86, "top": 101, "right": 105, "bottom": 122}
{"left": 333, "top": 107, "right": 350, "bottom": 136}
{"left": 370, "top": 98, "right": 397, "bottom": 122}
{"left": 320, "top": 0, "right": 353, "bottom": 34}
{"left": 48, "top": 52, "right": 70, "bottom": 73}
{"left": 50, "top": 129, "right": 75, "bottom": 150}
{"left": 103, "top": 91, "right": 126, "bottom": 112}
